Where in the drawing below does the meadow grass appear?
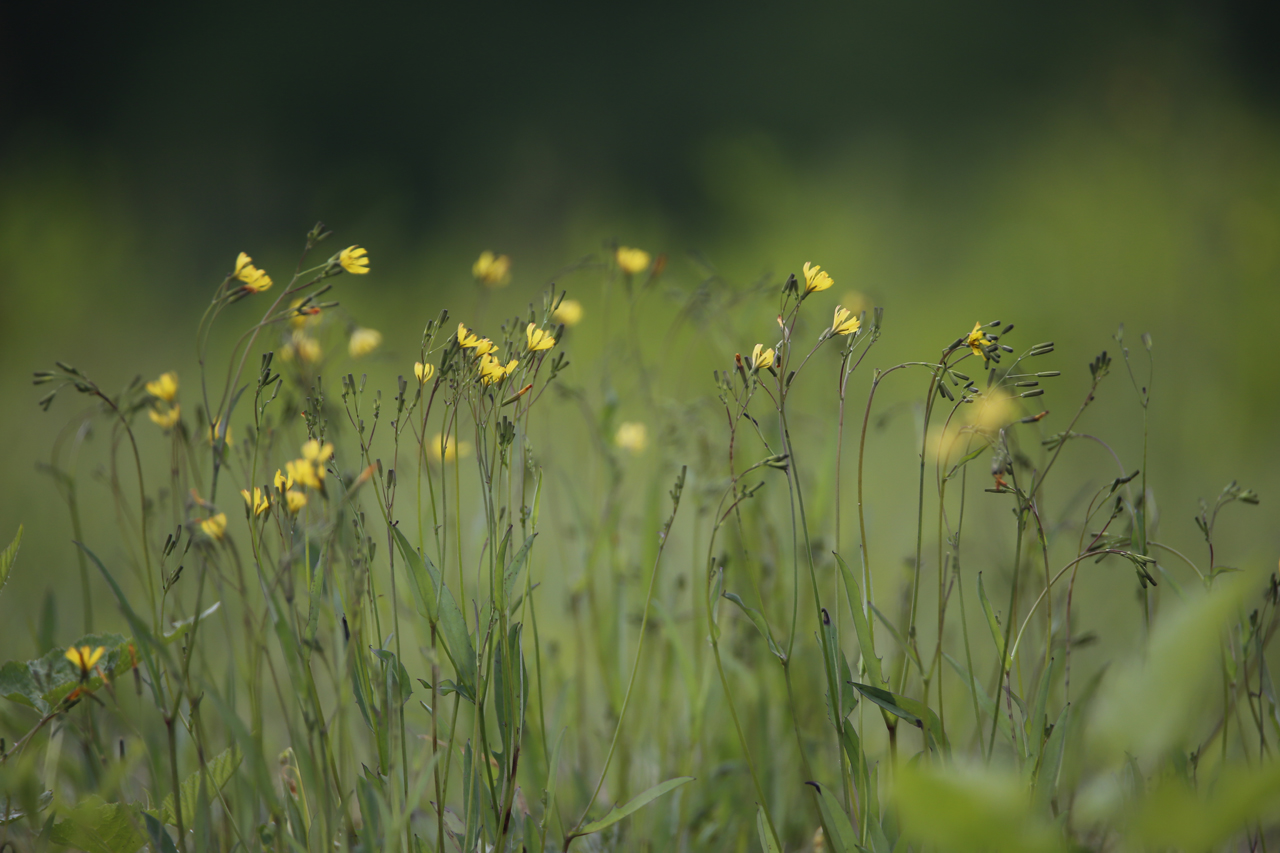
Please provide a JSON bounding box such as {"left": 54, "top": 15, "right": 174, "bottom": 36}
{"left": 1, "top": 225, "right": 1277, "bottom": 852}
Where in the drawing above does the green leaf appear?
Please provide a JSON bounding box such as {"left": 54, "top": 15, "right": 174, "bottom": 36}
{"left": 868, "top": 604, "right": 922, "bottom": 674}
{"left": 144, "top": 813, "right": 179, "bottom": 853}
{"left": 1127, "top": 760, "right": 1280, "bottom": 849}
{"left": 835, "top": 553, "right": 882, "bottom": 686}
{"left": 49, "top": 797, "right": 148, "bottom": 853}
{"left": 722, "top": 592, "right": 785, "bottom": 661}
{"left": 159, "top": 744, "right": 242, "bottom": 827}
{"left": 806, "top": 780, "right": 858, "bottom": 853}
{"left": 1033, "top": 703, "right": 1070, "bottom": 813}
{"left": 852, "top": 682, "right": 920, "bottom": 726}
{"left": 573, "top": 776, "right": 694, "bottom": 837}
{"left": 1024, "top": 657, "right": 1056, "bottom": 774}
{"left": 820, "top": 609, "right": 857, "bottom": 723}
{"left": 756, "top": 804, "right": 781, "bottom": 853}
{"left": 977, "top": 572, "right": 1010, "bottom": 669}
{"left": 162, "top": 602, "right": 222, "bottom": 644}
{"left": 0, "top": 523, "right": 21, "bottom": 597}
{"left": 0, "top": 633, "right": 132, "bottom": 713}
{"left": 393, "top": 527, "right": 476, "bottom": 700}
{"left": 503, "top": 533, "right": 537, "bottom": 607}
{"left": 945, "top": 445, "right": 989, "bottom": 481}
{"left": 852, "top": 683, "right": 950, "bottom": 754}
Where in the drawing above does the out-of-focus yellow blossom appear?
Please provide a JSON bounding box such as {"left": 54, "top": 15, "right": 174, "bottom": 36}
{"left": 241, "top": 487, "right": 269, "bottom": 517}
{"left": 234, "top": 252, "right": 254, "bottom": 278}
{"left": 966, "top": 321, "right": 996, "bottom": 362}
{"left": 209, "top": 420, "right": 232, "bottom": 446}
{"left": 339, "top": 245, "right": 370, "bottom": 275}
{"left": 348, "top": 327, "right": 382, "bottom": 358}
{"left": 414, "top": 361, "right": 435, "bottom": 384}
{"left": 802, "top": 262, "right": 833, "bottom": 295}
{"left": 831, "top": 305, "right": 861, "bottom": 336}
{"left": 841, "top": 290, "right": 868, "bottom": 317}
{"left": 553, "top": 299, "right": 583, "bottom": 327}
{"left": 281, "top": 332, "right": 322, "bottom": 364}
{"left": 285, "top": 490, "right": 308, "bottom": 513}
{"left": 478, "top": 354, "right": 518, "bottom": 385}
{"left": 234, "top": 252, "right": 272, "bottom": 293}
{"left": 526, "top": 323, "right": 556, "bottom": 352}
{"left": 200, "top": 513, "right": 228, "bottom": 540}
{"left": 289, "top": 297, "right": 322, "bottom": 330}
{"left": 615, "top": 422, "right": 648, "bottom": 453}
{"left": 302, "top": 439, "right": 334, "bottom": 464}
{"left": 472, "top": 251, "right": 511, "bottom": 287}
{"left": 65, "top": 645, "right": 105, "bottom": 676}
{"left": 146, "top": 371, "right": 179, "bottom": 402}
{"left": 149, "top": 405, "right": 181, "bottom": 429}
{"left": 616, "top": 246, "right": 650, "bottom": 275}
{"left": 750, "top": 343, "right": 776, "bottom": 371}
{"left": 428, "top": 433, "right": 470, "bottom": 463}
{"left": 969, "top": 388, "right": 1016, "bottom": 433}
{"left": 287, "top": 459, "right": 322, "bottom": 490}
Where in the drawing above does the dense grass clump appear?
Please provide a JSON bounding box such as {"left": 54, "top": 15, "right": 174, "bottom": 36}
{"left": 1, "top": 225, "right": 1276, "bottom": 852}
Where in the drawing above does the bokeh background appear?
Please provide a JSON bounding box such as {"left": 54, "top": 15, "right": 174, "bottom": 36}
{"left": 2, "top": 0, "right": 1278, "bottom": 652}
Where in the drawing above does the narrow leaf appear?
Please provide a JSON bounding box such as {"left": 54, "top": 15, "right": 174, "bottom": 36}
{"left": 0, "top": 523, "right": 21, "bottom": 596}
{"left": 723, "top": 592, "right": 785, "bottom": 661}
{"left": 574, "top": 776, "right": 694, "bottom": 837}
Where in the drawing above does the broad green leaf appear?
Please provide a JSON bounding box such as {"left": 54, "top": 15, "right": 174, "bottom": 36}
{"left": 835, "top": 553, "right": 882, "bottom": 686}
{"left": 756, "top": 804, "right": 781, "bottom": 853}
{"left": 573, "top": 776, "right": 694, "bottom": 837}
{"left": 393, "top": 527, "right": 476, "bottom": 699}
{"left": 144, "top": 813, "right": 179, "bottom": 853}
{"left": 0, "top": 523, "right": 21, "bottom": 597}
{"left": 371, "top": 648, "right": 414, "bottom": 708}
{"left": 0, "top": 633, "right": 131, "bottom": 713}
{"left": 49, "top": 797, "right": 147, "bottom": 853}
{"left": 723, "top": 592, "right": 785, "bottom": 661}
{"left": 852, "top": 682, "right": 920, "bottom": 726}
{"left": 159, "top": 745, "right": 242, "bottom": 827}
{"left": 852, "top": 683, "right": 949, "bottom": 754}
{"left": 806, "top": 780, "right": 858, "bottom": 853}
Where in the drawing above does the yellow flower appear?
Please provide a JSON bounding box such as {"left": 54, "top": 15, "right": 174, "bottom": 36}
{"left": 616, "top": 246, "right": 651, "bottom": 275}
{"left": 149, "top": 404, "right": 181, "bottom": 429}
{"left": 966, "top": 321, "right": 995, "bottom": 362}
{"left": 615, "top": 422, "right": 648, "bottom": 453}
{"left": 969, "top": 388, "right": 1016, "bottom": 433}
{"left": 802, "top": 262, "right": 833, "bottom": 295}
{"left": 339, "top": 245, "right": 370, "bottom": 275}
{"left": 473, "top": 338, "right": 497, "bottom": 357}
{"left": 146, "top": 371, "right": 179, "bottom": 402}
{"left": 478, "top": 354, "right": 518, "bottom": 386}
{"left": 750, "top": 343, "right": 776, "bottom": 371}
{"left": 831, "top": 305, "right": 861, "bottom": 336}
{"left": 472, "top": 251, "right": 511, "bottom": 287}
{"left": 65, "top": 645, "right": 106, "bottom": 676}
{"left": 457, "top": 323, "right": 485, "bottom": 349}
{"left": 200, "top": 513, "right": 228, "bottom": 540}
{"left": 274, "top": 468, "right": 294, "bottom": 492}
{"left": 209, "top": 420, "right": 232, "bottom": 446}
{"left": 526, "top": 323, "right": 556, "bottom": 352}
{"left": 414, "top": 361, "right": 435, "bottom": 384}
{"left": 348, "top": 327, "right": 382, "bottom": 358}
{"left": 285, "top": 490, "right": 308, "bottom": 513}
{"left": 287, "top": 459, "right": 322, "bottom": 490}
{"left": 234, "top": 253, "right": 272, "bottom": 293}
{"left": 301, "top": 439, "right": 334, "bottom": 464}
{"left": 234, "top": 252, "right": 254, "bottom": 278}
{"left": 553, "top": 299, "right": 583, "bottom": 327}
{"left": 281, "top": 331, "right": 322, "bottom": 364}
{"left": 241, "top": 487, "right": 270, "bottom": 516}
{"left": 427, "top": 433, "right": 470, "bottom": 463}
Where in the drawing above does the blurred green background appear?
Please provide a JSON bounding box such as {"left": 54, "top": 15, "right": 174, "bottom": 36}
{"left": 1, "top": 0, "right": 1278, "bottom": 653}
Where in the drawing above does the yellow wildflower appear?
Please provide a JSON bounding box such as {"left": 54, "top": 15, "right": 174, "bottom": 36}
{"left": 966, "top": 321, "right": 996, "bottom": 362}
{"left": 145, "top": 371, "right": 179, "bottom": 403}
{"left": 301, "top": 439, "right": 334, "bottom": 464}
{"left": 750, "top": 343, "right": 776, "bottom": 371}
{"left": 348, "top": 327, "right": 382, "bottom": 358}
{"left": 285, "top": 490, "right": 308, "bottom": 513}
{"left": 234, "top": 252, "right": 272, "bottom": 293}
{"left": 457, "top": 323, "right": 486, "bottom": 349}
{"left": 478, "top": 354, "right": 518, "bottom": 386}
{"left": 802, "top": 262, "right": 833, "bottom": 295}
{"left": 200, "top": 513, "right": 228, "bottom": 540}
{"left": 616, "top": 246, "right": 650, "bottom": 275}
{"left": 615, "top": 422, "right": 648, "bottom": 453}
{"left": 472, "top": 251, "right": 512, "bottom": 287}
{"left": 970, "top": 388, "right": 1016, "bottom": 433}
{"left": 234, "top": 252, "right": 254, "bottom": 278}
{"left": 149, "top": 405, "right": 181, "bottom": 429}
{"left": 65, "top": 645, "right": 106, "bottom": 677}
{"left": 414, "top": 361, "right": 435, "bottom": 384}
{"left": 831, "top": 305, "right": 861, "bottom": 336}
{"left": 209, "top": 420, "right": 232, "bottom": 446}
{"left": 427, "top": 433, "right": 470, "bottom": 463}
{"left": 241, "top": 487, "right": 270, "bottom": 516}
{"left": 273, "top": 468, "right": 294, "bottom": 491}
{"left": 339, "top": 245, "right": 370, "bottom": 275}
{"left": 287, "top": 459, "right": 322, "bottom": 490}
{"left": 473, "top": 338, "right": 497, "bottom": 357}
{"left": 553, "top": 299, "right": 583, "bottom": 327}
{"left": 526, "top": 323, "right": 556, "bottom": 352}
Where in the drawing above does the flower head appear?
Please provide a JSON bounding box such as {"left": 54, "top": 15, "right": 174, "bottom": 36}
{"left": 553, "top": 299, "right": 583, "bottom": 327}
{"left": 339, "top": 245, "right": 370, "bottom": 275}
{"left": 802, "top": 262, "right": 833, "bottom": 296}
{"left": 615, "top": 422, "right": 648, "bottom": 453}
{"left": 969, "top": 388, "right": 1016, "bottom": 433}
{"left": 831, "top": 305, "right": 861, "bottom": 336}
{"left": 526, "top": 323, "right": 556, "bottom": 352}
{"left": 200, "top": 513, "right": 228, "bottom": 540}
{"left": 457, "top": 323, "right": 485, "bottom": 350}
{"left": 146, "top": 371, "right": 179, "bottom": 403}
{"left": 616, "top": 246, "right": 651, "bottom": 275}
{"left": 472, "top": 251, "right": 511, "bottom": 287}
{"left": 209, "top": 420, "right": 232, "bottom": 446}
{"left": 478, "top": 354, "right": 518, "bottom": 386}
{"left": 285, "top": 490, "right": 308, "bottom": 513}
{"left": 65, "top": 645, "right": 106, "bottom": 677}
{"left": 241, "top": 487, "right": 270, "bottom": 517}
{"left": 234, "top": 252, "right": 272, "bottom": 293}
{"left": 750, "top": 343, "right": 776, "bottom": 372}
{"left": 301, "top": 439, "right": 334, "bottom": 464}
{"left": 149, "top": 404, "right": 181, "bottom": 429}
{"left": 348, "top": 327, "right": 382, "bottom": 358}
{"left": 281, "top": 332, "right": 322, "bottom": 365}
{"left": 287, "top": 459, "right": 322, "bottom": 490}
{"left": 274, "top": 468, "right": 294, "bottom": 492}
{"left": 428, "top": 433, "right": 470, "bottom": 463}
{"left": 414, "top": 361, "right": 435, "bottom": 384}
{"left": 966, "top": 321, "right": 996, "bottom": 362}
